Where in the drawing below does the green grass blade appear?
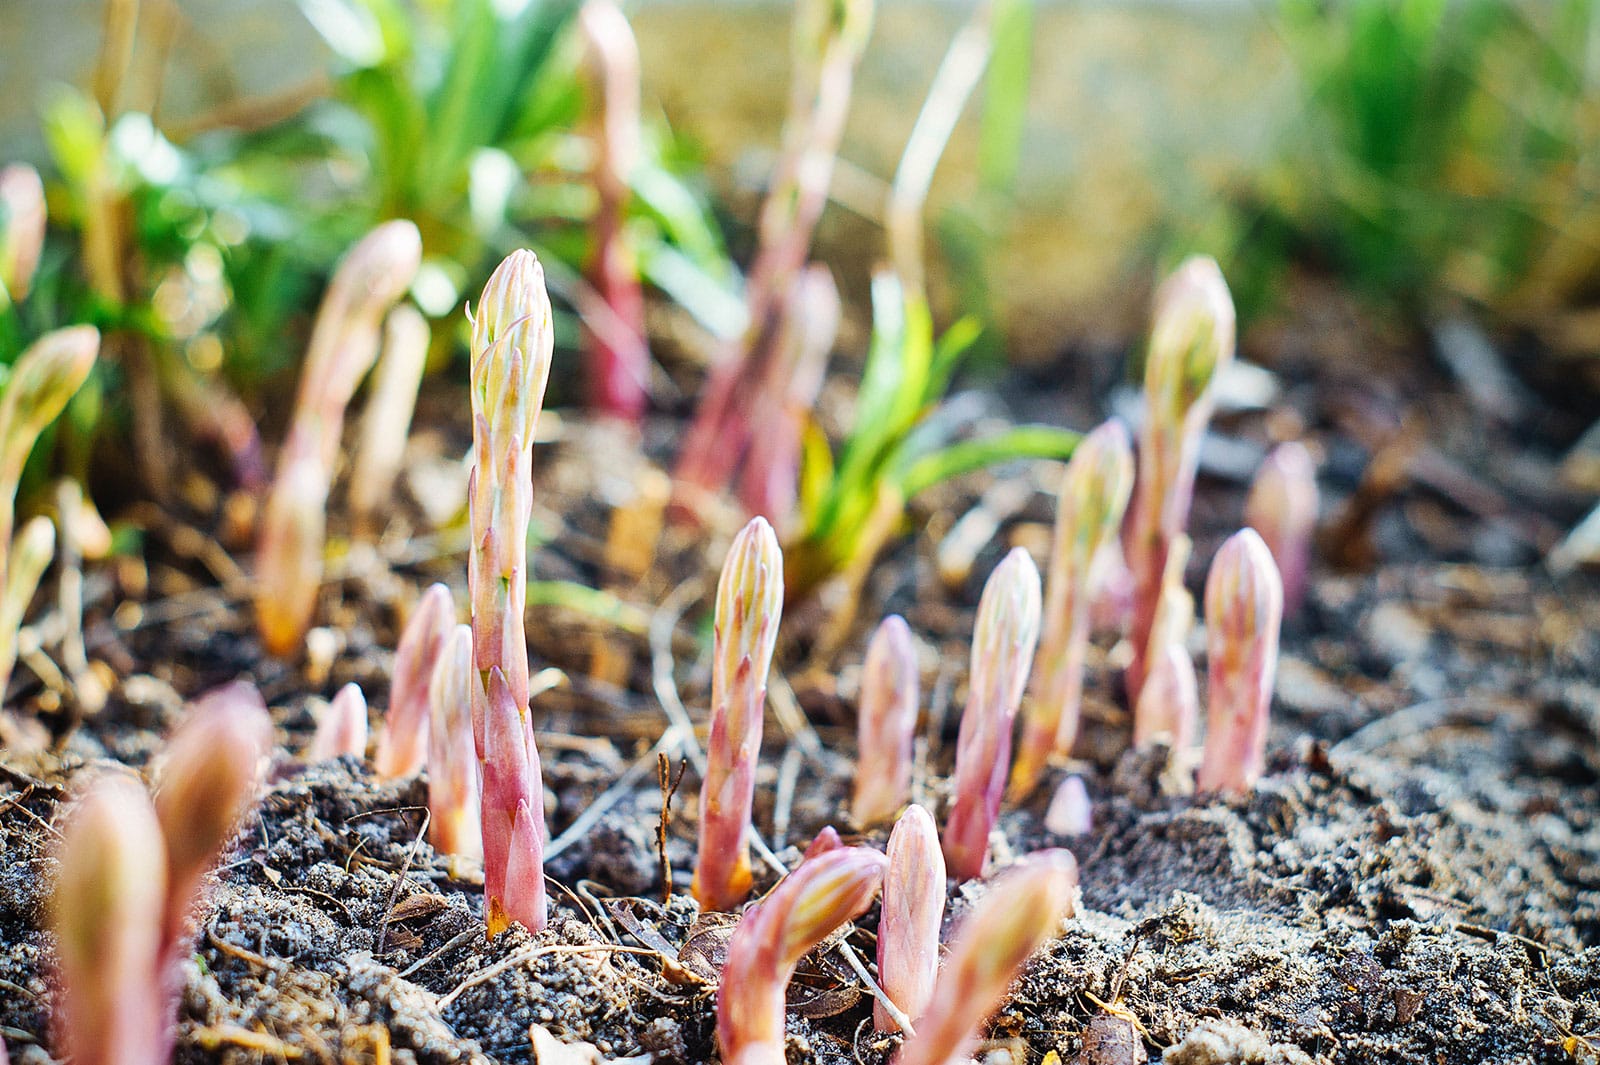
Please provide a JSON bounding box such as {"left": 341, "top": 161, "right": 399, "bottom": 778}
{"left": 898, "top": 424, "right": 1079, "bottom": 499}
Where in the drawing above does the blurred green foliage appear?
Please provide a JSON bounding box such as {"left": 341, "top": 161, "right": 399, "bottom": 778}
{"left": 261, "top": 0, "right": 739, "bottom": 347}
{"left": 1225, "top": 0, "right": 1600, "bottom": 327}
{"left": 1, "top": 86, "right": 292, "bottom": 491}
{"left": 2, "top": 0, "right": 743, "bottom": 496}
{"left": 788, "top": 271, "right": 1076, "bottom": 595}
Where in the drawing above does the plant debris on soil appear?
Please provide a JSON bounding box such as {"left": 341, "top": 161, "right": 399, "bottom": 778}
{"left": 4, "top": 299, "right": 1600, "bottom": 1065}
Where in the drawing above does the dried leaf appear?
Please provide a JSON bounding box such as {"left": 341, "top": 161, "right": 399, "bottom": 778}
{"left": 386, "top": 893, "right": 448, "bottom": 922}
{"left": 678, "top": 912, "right": 738, "bottom": 982}
{"left": 529, "top": 1025, "right": 611, "bottom": 1064}
{"left": 604, "top": 898, "right": 713, "bottom": 987}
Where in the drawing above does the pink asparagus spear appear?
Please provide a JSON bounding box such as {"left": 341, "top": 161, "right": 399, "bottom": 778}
{"left": 1243, "top": 441, "right": 1319, "bottom": 614}
{"left": 373, "top": 582, "right": 455, "bottom": 779}
{"left": 716, "top": 842, "right": 887, "bottom": 1065}
{"left": 894, "top": 850, "right": 1079, "bottom": 1065}
{"left": 578, "top": 0, "right": 650, "bottom": 422}
{"left": 943, "top": 548, "right": 1042, "bottom": 882}
{"left": 428, "top": 624, "right": 483, "bottom": 861}
{"left": 851, "top": 613, "right": 920, "bottom": 826}
{"left": 256, "top": 221, "right": 421, "bottom": 655}
{"left": 692, "top": 516, "right": 785, "bottom": 912}
{"left": 1196, "top": 529, "right": 1283, "bottom": 794}
{"left": 1132, "top": 641, "right": 1200, "bottom": 752}
{"left": 52, "top": 774, "right": 169, "bottom": 1065}
{"left": 306, "top": 682, "right": 368, "bottom": 762}
{"left": 1011, "top": 419, "right": 1133, "bottom": 795}
{"left": 467, "top": 250, "right": 556, "bottom": 935}
{"left": 1125, "top": 256, "right": 1234, "bottom": 705}
{"left": 875, "top": 803, "right": 945, "bottom": 1032}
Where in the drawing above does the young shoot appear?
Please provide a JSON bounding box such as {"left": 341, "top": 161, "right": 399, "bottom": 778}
{"left": 468, "top": 250, "right": 555, "bottom": 935}
{"left": 1132, "top": 641, "right": 1199, "bottom": 753}
{"left": 1197, "top": 529, "right": 1283, "bottom": 794}
{"left": 943, "top": 547, "right": 1042, "bottom": 881}
{"left": 429, "top": 623, "right": 482, "bottom": 861}
{"left": 306, "top": 682, "right": 368, "bottom": 763}
{"left": 673, "top": 0, "right": 875, "bottom": 514}
{"left": 1011, "top": 419, "right": 1133, "bottom": 796}
{"left": 1243, "top": 441, "right": 1319, "bottom": 614}
{"left": 1125, "top": 256, "right": 1235, "bottom": 704}
{"left": 0, "top": 163, "right": 46, "bottom": 303}
{"left": 716, "top": 840, "right": 887, "bottom": 1065}
{"left": 851, "top": 613, "right": 919, "bottom": 826}
{"left": 54, "top": 682, "right": 272, "bottom": 1065}
{"left": 579, "top": 0, "right": 650, "bottom": 423}
{"left": 876, "top": 803, "right": 945, "bottom": 1032}
{"left": 349, "top": 303, "right": 431, "bottom": 534}
{"left": 894, "top": 850, "right": 1079, "bottom": 1065}
{"left": 255, "top": 220, "right": 421, "bottom": 657}
{"left": 1131, "top": 533, "right": 1195, "bottom": 746}
{"left": 692, "top": 516, "right": 785, "bottom": 912}
{"left": 374, "top": 582, "right": 455, "bottom": 779}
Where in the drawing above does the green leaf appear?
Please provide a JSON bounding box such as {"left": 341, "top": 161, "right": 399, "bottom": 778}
{"left": 978, "top": 0, "right": 1033, "bottom": 197}
{"left": 499, "top": 1, "right": 584, "bottom": 144}
{"left": 898, "top": 424, "right": 1080, "bottom": 499}
{"left": 815, "top": 272, "right": 911, "bottom": 541}
{"left": 795, "top": 416, "right": 834, "bottom": 526}
{"left": 636, "top": 238, "right": 746, "bottom": 340}
{"left": 346, "top": 66, "right": 427, "bottom": 212}
{"left": 422, "top": 0, "right": 502, "bottom": 195}
{"left": 832, "top": 273, "right": 911, "bottom": 484}
{"left": 630, "top": 161, "right": 732, "bottom": 280}
{"left": 526, "top": 579, "right": 649, "bottom": 634}
{"left": 926, "top": 313, "right": 982, "bottom": 400}
{"left": 889, "top": 291, "right": 935, "bottom": 426}
{"left": 298, "top": 0, "right": 388, "bottom": 66}
{"left": 40, "top": 87, "right": 106, "bottom": 194}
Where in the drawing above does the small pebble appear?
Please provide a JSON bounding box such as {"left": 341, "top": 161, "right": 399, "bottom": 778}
{"left": 1045, "top": 775, "right": 1092, "bottom": 837}
{"left": 1073, "top": 1013, "right": 1146, "bottom": 1064}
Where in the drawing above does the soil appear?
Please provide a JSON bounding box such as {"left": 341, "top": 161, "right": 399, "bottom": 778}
{"left": 3, "top": 284, "right": 1600, "bottom": 1065}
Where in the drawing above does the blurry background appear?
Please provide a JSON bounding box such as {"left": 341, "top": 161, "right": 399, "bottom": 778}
{"left": 3, "top": 0, "right": 1598, "bottom": 379}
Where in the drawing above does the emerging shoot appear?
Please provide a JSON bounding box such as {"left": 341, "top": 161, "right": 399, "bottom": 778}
{"left": 54, "top": 682, "right": 272, "bottom": 1065}
{"left": 894, "top": 850, "right": 1079, "bottom": 1065}
{"left": 468, "top": 250, "right": 555, "bottom": 935}
{"left": 1243, "top": 441, "right": 1319, "bottom": 614}
{"left": 673, "top": 0, "right": 874, "bottom": 513}
{"left": 1012, "top": 419, "right": 1133, "bottom": 795}
{"left": 876, "top": 803, "right": 944, "bottom": 1032}
{"left": 716, "top": 842, "right": 887, "bottom": 1065}
{"left": 1197, "top": 529, "right": 1283, "bottom": 794}
{"left": 429, "top": 623, "right": 483, "bottom": 861}
{"left": 349, "top": 303, "right": 431, "bottom": 534}
{"left": 737, "top": 264, "right": 840, "bottom": 525}
{"left": 0, "top": 516, "right": 54, "bottom": 704}
{"left": 1044, "top": 775, "right": 1092, "bottom": 837}
{"left": 306, "top": 682, "right": 368, "bottom": 762}
{"left": 851, "top": 613, "right": 919, "bottom": 826}
{"left": 579, "top": 0, "right": 650, "bottom": 422}
{"left": 1132, "top": 640, "right": 1199, "bottom": 753}
{"left": 0, "top": 163, "right": 46, "bottom": 303}
{"left": 693, "top": 516, "right": 785, "bottom": 912}
{"left": 374, "top": 582, "right": 455, "bottom": 779}
{"left": 152, "top": 682, "right": 274, "bottom": 962}
{"left": 944, "top": 548, "right": 1042, "bottom": 881}
{"left": 1125, "top": 256, "right": 1235, "bottom": 704}
{"left": 256, "top": 220, "right": 422, "bottom": 656}
{"left": 52, "top": 774, "right": 169, "bottom": 1065}
{"left": 0, "top": 326, "right": 100, "bottom": 569}
{"left": 1131, "top": 533, "right": 1195, "bottom": 746}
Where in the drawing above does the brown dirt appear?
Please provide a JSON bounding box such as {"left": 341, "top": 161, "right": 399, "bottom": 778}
{"left": 3, "top": 302, "right": 1600, "bottom": 1065}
